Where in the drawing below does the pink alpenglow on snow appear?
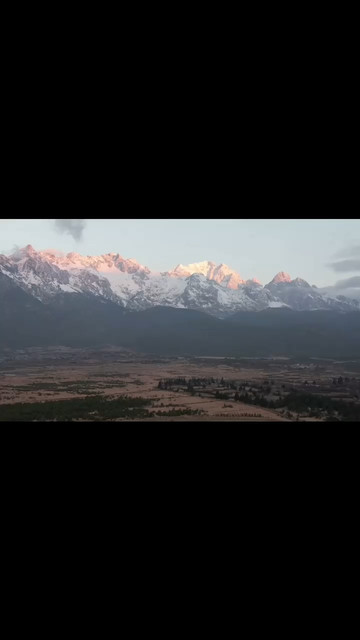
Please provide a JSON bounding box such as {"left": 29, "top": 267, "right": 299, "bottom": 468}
{"left": 167, "top": 261, "right": 246, "bottom": 289}
{"left": 1, "top": 245, "right": 359, "bottom": 315}
{"left": 271, "top": 272, "right": 292, "bottom": 284}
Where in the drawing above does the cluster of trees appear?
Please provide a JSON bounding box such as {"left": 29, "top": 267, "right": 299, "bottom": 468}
{"left": 231, "top": 389, "right": 359, "bottom": 420}
{"left": 155, "top": 408, "right": 205, "bottom": 417}
{"left": 282, "top": 392, "right": 360, "bottom": 421}
{"left": 158, "top": 378, "right": 187, "bottom": 389}
{"left": 231, "top": 389, "right": 360, "bottom": 420}
{"left": 215, "top": 391, "right": 231, "bottom": 400}
{"left": 156, "top": 376, "right": 360, "bottom": 421}
{"left": 0, "top": 395, "right": 151, "bottom": 422}
{"left": 159, "top": 377, "right": 277, "bottom": 394}
{"left": 158, "top": 376, "right": 242, "bottom": 391}
{"left": 233, "top": 391, "right": 279, "bottom": 409}
{"left": 332, "top": 376, "right": 358, "bottom": 385}
{"left": 158, "top": 376, "right": 219, "bottom": 390}
{"left": 159, "top": 377, "right": 280, "bottom": 406}
{"left": 10, "top": 380, "right": 114, "bottom": 395}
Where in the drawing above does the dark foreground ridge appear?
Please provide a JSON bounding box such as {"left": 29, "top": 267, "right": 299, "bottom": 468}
{"left": 1, "top": 276, "right": 360, "bottom": 358}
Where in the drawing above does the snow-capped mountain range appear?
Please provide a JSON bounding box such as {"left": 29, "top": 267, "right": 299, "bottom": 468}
{"left": 0, "top": 245, "right": 359, "bottom": 317}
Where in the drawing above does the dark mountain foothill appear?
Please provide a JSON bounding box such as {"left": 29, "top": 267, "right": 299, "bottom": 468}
{"left": 1, "top": 247, "right": 359, "bottom": 358}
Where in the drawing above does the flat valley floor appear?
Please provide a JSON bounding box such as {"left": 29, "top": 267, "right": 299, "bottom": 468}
{"left": 1, "top": 347, "right": 360, "bottom": 421}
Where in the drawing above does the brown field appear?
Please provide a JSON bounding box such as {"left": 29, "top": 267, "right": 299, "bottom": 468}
{"left": 0, "top": 347, "right": 359, "bottom": 421}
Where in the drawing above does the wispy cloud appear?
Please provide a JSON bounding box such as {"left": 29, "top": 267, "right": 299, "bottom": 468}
{"left": 334, "top": 276, "right": 360, "bottom": 289}
{"left": 0, "top": 244, "right": 20, "bottom": 256}
{"left": 333, "top": 245, "right": 360, "bottom": 259}
{"left": 329, "top": 259, "right": 360, "bottom": 272}
{"left": 54, "top": 219, "right": 86, "bottom": 241}
{"left": 320, "top": 273, "right": 360, "bottom": 301}
{"left": 329, "top": 244, "right": 360, "bottom": 273}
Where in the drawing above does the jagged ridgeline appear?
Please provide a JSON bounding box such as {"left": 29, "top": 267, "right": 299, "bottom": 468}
{"left": 0, "top": 246, "right": 359, "bottom": 356}
{"left": 1, "top": 245, "right": 359, "bottom": 316}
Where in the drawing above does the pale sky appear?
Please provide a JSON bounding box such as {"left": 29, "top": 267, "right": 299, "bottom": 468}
{"left": 1, "top": 218, "right": 359, "bottom": 287}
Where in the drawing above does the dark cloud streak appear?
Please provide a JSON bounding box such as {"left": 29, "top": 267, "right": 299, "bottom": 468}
{"left": 334, "top": 276, "right": 360, "bottom": 289}
{"left": 54, "top": 219, "right": 86, "bottom": 241}
{"left": 334, "top": 245, "right": 360, "bottom": 259}
{"left": 329, "top": 243, "right": 360, "bottom": 272}
{"left": 329, "top": 259, "right": 360, "bottom": 272}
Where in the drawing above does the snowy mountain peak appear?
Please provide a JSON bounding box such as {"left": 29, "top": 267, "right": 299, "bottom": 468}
{"left": 1, "top": 246, "right": 358, "bottom": 317}
{"left": 11, "top": 244, "right": 37, "bottom": 260}
{"left": 167, "top": 260, "right": 246, "bottom": 289}
{"left": 292, "top": 277, "right": 311, "bottom": 288}
{"left": 271, "top": 272, "right": 292, "bottom": 284}
{"left": 35, "top": 249, "right": 150, "bottom": 276}
{"left": 169, "top": 261, "right": 216, "bottom": 277}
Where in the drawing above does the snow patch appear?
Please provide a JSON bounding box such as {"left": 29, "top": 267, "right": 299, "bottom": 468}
{"left": 268, "top": 301, "right": 288, "bottom": 308}
{"left": 59, "top": 283, "right": 77, "bottom": 293}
